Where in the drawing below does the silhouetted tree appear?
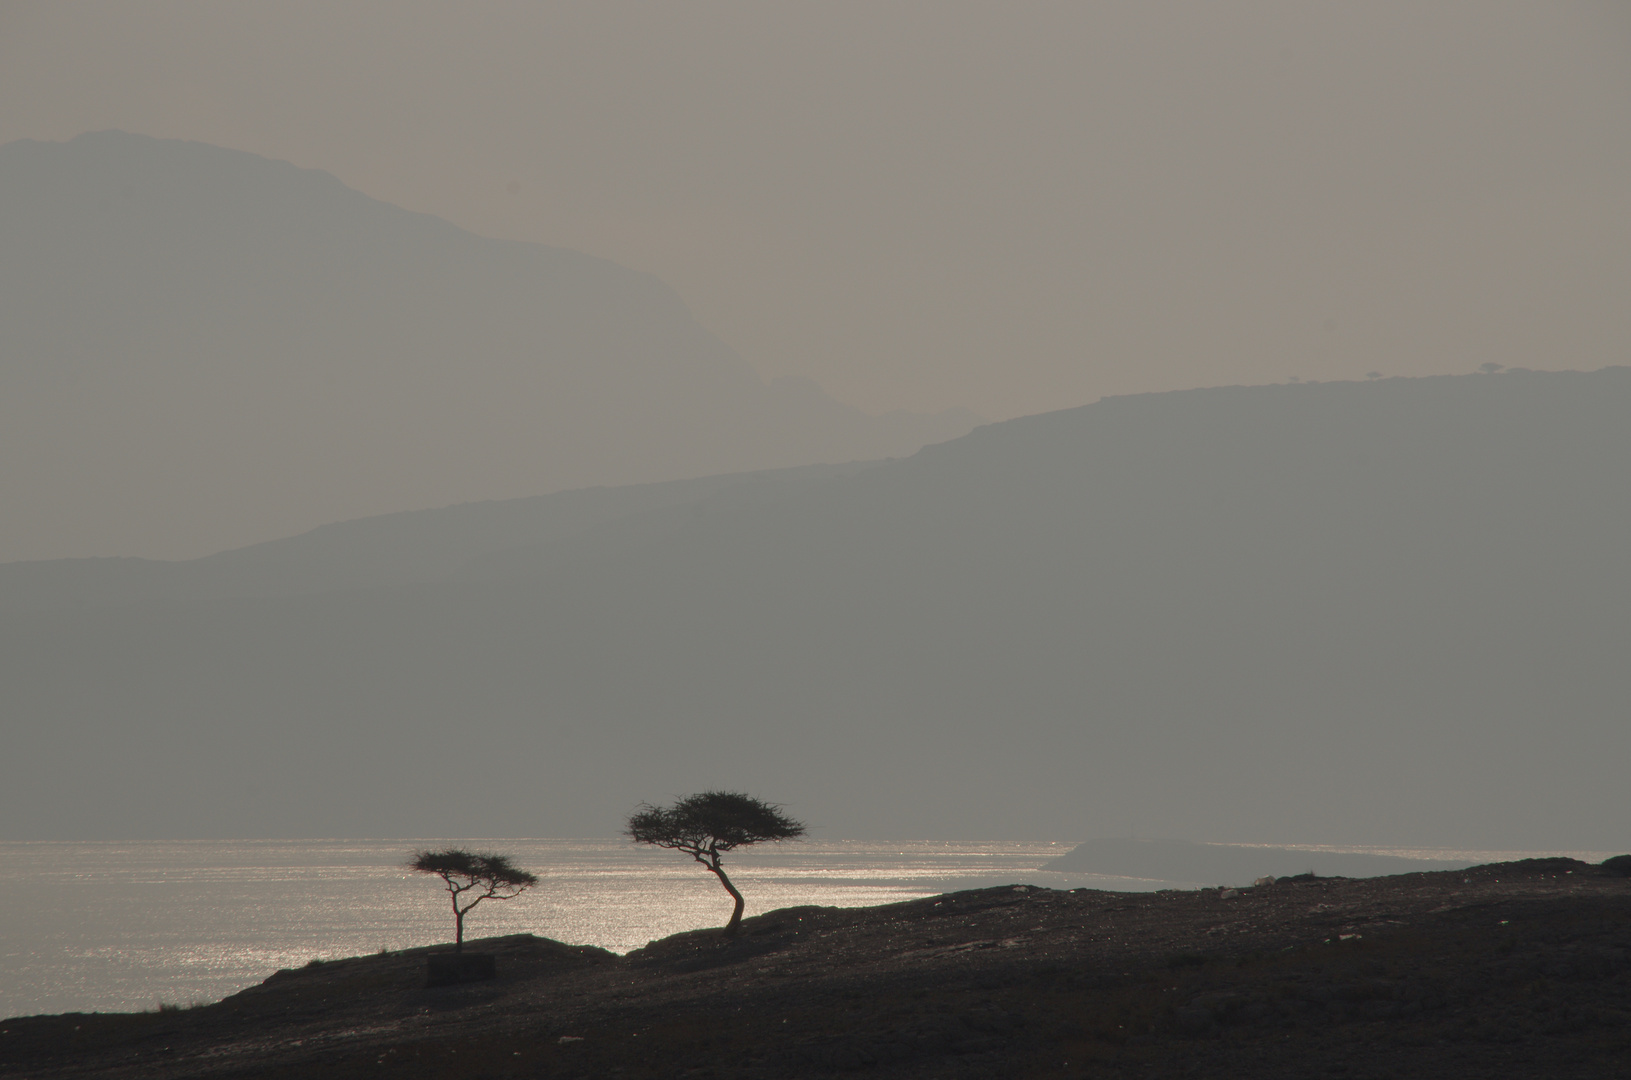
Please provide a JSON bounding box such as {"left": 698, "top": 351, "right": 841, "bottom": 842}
{"left": 627, "top": 791, "right": 806, "bottom": 936}
{"left": 408, "top": 849, "right": 538, "bottom": 952}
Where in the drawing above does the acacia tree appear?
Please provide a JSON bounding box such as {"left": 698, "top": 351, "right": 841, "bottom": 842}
{"left": 627, "top": 791, "right": 806, "bottom": 936}
{"left": 408, "top": 849, "right": 539, "bottom": 952}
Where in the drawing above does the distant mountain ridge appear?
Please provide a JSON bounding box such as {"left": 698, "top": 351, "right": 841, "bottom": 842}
{"left": 2, "top": 368, "right": 1627, "bottom": 845}
{"left": 1043, "top": 839, "right": 1470, "bottom": 886}
{"left": 0, "top": 131, "right": 977, "bottom": 562}
{"left": 0, "top": 461, "right": 875, "bottom": 612}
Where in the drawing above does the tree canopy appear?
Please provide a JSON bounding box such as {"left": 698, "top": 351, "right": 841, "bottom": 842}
{"left": 408, "top": 849, "right": 539, "bottom": 952}
{"left": 627, "top": 791, "right": 805, "bottom": 935}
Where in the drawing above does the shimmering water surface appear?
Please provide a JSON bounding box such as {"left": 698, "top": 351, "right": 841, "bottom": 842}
{"left": 0, "top": 839, "right": 1608, "bottom": 1019}
{"left": 0, "top": 839, "right": 1079, "bottom": 1018}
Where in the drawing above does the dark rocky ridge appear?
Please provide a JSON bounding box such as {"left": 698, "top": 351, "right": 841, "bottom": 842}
{"left": 4, "top": 858, "right": 1628, "bottom": 1078}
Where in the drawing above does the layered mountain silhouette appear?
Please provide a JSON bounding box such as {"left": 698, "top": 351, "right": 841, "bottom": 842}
{"left": 0, "top": 131, "right": 977, "bottom": 562}
{"left": 4, "top": 369, "right": 1628, "bottom": 846}
{"left": 1043, "top": 839, "right": 1469, "bottom": 886}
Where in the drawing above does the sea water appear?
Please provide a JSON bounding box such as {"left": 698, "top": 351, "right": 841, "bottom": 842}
{"left": 0, "top": 839, "right": 1607, "bottom": 1019}
{"left": 0, "top": 839, "right": 1085, "bottom": 1018}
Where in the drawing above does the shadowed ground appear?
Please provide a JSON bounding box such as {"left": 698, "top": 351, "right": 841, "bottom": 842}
{"left": 3, "top": 858, "right": 1628, "bottom": 1078}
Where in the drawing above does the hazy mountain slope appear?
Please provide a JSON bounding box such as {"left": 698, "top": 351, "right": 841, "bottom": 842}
{"left": 3, "top": 370, "right": 1627, "bottom": 846}
{"left": 0, "top": 461, "right": 875, "bottom": 612}
{"left": 0, "top": 131, "right": 975, "bottom": 562}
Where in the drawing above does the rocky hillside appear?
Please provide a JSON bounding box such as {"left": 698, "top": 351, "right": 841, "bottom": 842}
{"left": 3, "top": 858, "right": 1628, "bottom": 1078}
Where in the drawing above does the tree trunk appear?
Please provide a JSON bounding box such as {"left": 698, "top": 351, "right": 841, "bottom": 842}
{"left": 709, "top": 861, "right": 747, "bottom": 937}
{"left": 454, "top": 907, "right": 465, "bottom": 953}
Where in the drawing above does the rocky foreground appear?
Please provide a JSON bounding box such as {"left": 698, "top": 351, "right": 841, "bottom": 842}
{"left": 4, "top": 859, "right": 1629, "bottom": 1079}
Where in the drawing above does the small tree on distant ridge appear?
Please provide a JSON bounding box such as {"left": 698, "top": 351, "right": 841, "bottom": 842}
{"left": 627, "top": 791, "right": 806, "bottom": 936}
{"left": 408, "top": 849, "right": 538, "bottom": 952}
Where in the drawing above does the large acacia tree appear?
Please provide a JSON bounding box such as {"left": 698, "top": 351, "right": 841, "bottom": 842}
{"left": 627, "top": 791, "right": 806, "bottom": 936}
{"left": 408, "top": 849, "right": 538, "bottom": 952}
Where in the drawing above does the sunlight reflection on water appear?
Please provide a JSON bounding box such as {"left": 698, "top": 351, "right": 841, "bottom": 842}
{"left": 1, "top": 838, "right": 1612, "bottom": 1018}
{"left": 0, "top": 838, "right": 1079, "bottom": 1017}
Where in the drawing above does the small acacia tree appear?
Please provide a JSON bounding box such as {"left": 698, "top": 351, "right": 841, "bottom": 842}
{"left": 627, "top": 791, "right": 806, "bottom": 936}
{"left": 408, "top": 849, "right": 539, "bottom": 952}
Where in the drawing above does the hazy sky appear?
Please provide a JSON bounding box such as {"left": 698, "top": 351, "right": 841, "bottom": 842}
{"left": 3, "top": 1, "right": 1628, "bottom": 420}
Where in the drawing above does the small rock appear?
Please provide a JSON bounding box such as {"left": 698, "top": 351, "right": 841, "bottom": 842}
{"left": 1175, "top": 1006, "right": 1213, "bottom": 1034}
{"left": 1220, "top": 889, "right": 1240, "bottom": 900}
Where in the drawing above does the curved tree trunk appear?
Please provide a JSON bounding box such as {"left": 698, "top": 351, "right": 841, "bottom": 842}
{"left": 709, "top": 860, "right": 747, "bottom": 936}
